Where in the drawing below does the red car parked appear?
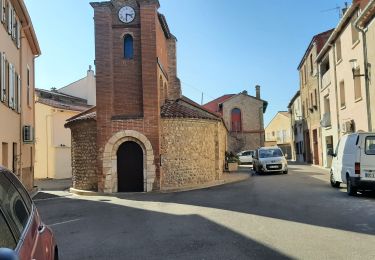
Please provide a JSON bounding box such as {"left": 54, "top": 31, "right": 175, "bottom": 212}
{"left": 0, "top": 166, "right": 58, "bottom": 260}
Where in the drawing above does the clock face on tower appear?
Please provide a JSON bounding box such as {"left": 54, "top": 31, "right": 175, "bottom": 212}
{"left": 118, "top": 6, "right": 135, "bottom": 23}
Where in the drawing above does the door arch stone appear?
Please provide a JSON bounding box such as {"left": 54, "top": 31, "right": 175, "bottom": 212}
{"left": 102, "top": 130, "right": 156, "bottom": 193}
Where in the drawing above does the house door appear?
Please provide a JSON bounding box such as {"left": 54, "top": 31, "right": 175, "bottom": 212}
{"left": 117, "top": 141, "right": 144, "bottom": 192}
{"left": 305, "top": 131, "right": 312, "bottom": 163}
{"left": 313, "top": 129, "right": 319, "bottom": 165}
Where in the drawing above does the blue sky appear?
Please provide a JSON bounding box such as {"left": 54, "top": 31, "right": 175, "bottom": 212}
{"left": 24, "top": 0, "right": 348, "bottom": 124}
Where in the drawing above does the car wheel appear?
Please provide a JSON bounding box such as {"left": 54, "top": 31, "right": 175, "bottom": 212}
{"left": 54, "top": 246, "right": 59, "bottom": 260}
{"left": 283, "top": 170, "right": 288, "bottom": 174}
{"left": 347, "top": 175, "right": 357, "bottom": 196}
{"left": 330, "top": 172, "right": 340, "bottom": 188}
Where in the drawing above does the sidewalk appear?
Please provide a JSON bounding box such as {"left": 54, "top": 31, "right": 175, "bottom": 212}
{"left": 70, "top": 169, "right": 250, "bottom": 196}
{"left": 288, "top": 161, "right": 330, "bottom": 173}
{"left": 34, "top": 178, "right": 72, "bottom": 191}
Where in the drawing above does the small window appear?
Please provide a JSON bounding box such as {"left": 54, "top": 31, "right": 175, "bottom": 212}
{"left": 0, "top": 172, "right": 30, "bottom": 239}
{"left": 365, "top": 136, "right": 375, "bottom": 155}
{"left": 340, "top": 81, "right": 346, "bottom": 108}
{"left": 0, "top": 211, "right": 16, "bottom": 249}
{"left": 351, "top": 19, "right": 359, "bottom": 44}
{"left": 354, "top": 68, "right": 362, "bottom": 100}
{"left": 231, "top": 108, "right": 242, "bottom": 132}
{"left": 124, "top": 34, "right": 134, "bottom": 60}
{"left": 336, "top": 39, "right": 342, "bottom": 61}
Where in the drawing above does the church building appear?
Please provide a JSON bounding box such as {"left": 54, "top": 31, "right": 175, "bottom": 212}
{"left": 65, "top": 0, "right": 227, "bottom": 193}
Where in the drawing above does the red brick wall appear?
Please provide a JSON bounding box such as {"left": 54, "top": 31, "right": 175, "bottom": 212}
{"left": 156, "top": 19, "right": 169, "bottom": 71}
{"left": 93, "top": 1, "right": 162, "bottom": 191}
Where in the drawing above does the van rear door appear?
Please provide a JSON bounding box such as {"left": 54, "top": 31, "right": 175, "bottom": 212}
{"left": 361, "top": 135, "right": 375, "bottom": 181}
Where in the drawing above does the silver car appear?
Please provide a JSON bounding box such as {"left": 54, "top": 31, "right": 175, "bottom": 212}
{"left": 253, "top": 147, "right": 288, "bottom": 174}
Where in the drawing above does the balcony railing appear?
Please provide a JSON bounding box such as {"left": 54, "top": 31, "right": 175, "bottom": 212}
{"left": 321, "top": 70, "right": 331, "bottom": 89}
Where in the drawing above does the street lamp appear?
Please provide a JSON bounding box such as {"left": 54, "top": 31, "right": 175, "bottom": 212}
{"left": 349, "top": 59, "right": 365, "bottom": 79}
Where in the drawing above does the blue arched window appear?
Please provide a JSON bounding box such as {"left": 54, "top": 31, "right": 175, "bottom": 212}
{"left": 124, "top": 34, "right": 134, "bottom": 59}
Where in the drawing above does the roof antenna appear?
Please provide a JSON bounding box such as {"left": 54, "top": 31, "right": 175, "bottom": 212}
{"left": 321, "top": 2, "right": 347, "bottom": 19}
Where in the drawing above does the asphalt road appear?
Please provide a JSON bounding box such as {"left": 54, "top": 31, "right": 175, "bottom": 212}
{"left": 34, "top": 164, "right": 375, "bottom": 260}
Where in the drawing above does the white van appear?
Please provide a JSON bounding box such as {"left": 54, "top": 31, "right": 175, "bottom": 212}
{"left": 330, "top": 132, "right": 375, "bottom": 196}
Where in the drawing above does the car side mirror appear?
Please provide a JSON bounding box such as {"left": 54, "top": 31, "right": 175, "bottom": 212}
{"left": 0, "top": 248, "right": 19, "bottom": 260}
{"left": 327, "top": 150, "right": 336, "bottom": 157}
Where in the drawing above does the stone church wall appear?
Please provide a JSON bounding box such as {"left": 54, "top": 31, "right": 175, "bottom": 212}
{"left": 161, "top": 119, "right": 227, "bottom": 189}
{"left": 70, "top": 120, "right": 98, "bottom": 191}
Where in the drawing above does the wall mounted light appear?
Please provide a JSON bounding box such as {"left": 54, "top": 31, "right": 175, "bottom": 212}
{"left": 349, "top": 59, "right": 365, "bottom": 79}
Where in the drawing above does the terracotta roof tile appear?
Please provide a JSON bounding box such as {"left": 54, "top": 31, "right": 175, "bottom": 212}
{"left": 161, "top": 100, "right": 221, "bottom": 121}
{"left": 202, "top": 94, "right": 235, "bottom": 114}
{"left": 37, "top": 98, "right": 92, "bottom": 112}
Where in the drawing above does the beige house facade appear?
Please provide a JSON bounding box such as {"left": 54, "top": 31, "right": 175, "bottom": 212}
{"left": 0, "top": 0, "right": 40, "bottom": 190}
{"left": 288, "top": 91, "right": 304, "bottom": 162}
{"left": 34, "top": 89, "right": 91, "bottom": 179}
{"left": 265, "top": 112, "right": 292, "bottom": 159}
{"left": 356, "top": 0, "right": 375, "bottom": 131}
{"left": 298, "top": 30, "right": 333, "bottom": 166}
{"left": 317, "top": 0, "right": 371, "bottom": 168}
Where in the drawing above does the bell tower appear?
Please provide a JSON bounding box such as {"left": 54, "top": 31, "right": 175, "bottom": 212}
{"left": 91, "top": 0, "right": 167, "bottom": 191}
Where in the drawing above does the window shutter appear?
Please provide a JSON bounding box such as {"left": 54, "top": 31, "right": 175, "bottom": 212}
{"left": 8, "top": 63, "right": 14, "bottom": 109}
{"left": 11, "top": 7, "right": 15, "bottom": 39}
{"left": 16, "top": 19, "right": 20, "bottom": 48}
{"left": 0, "top": 53, "right": 4, "bottom": 102}
{"left": 17, "top": 74, "right": 21, "bottom": 112}
{"left": 0, "top": 0, "right": 4, "bottom": 23}
{"left": 0, "top": 0, "right": 3, "bottom": 23}
{"left": 7, "top": 2, "right": 11, "bottom": 34}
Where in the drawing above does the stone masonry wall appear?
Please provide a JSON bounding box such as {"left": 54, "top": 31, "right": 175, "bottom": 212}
{"left": 70, "top": 120, "right": 98, "bottom": 191}
{"left": 161, "top": 119, "right": 227, "bottom": 189}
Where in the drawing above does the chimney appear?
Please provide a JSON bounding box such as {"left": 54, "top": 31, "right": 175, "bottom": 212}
{"left": 255, "top": 85, "right": 261, "bottom": 99}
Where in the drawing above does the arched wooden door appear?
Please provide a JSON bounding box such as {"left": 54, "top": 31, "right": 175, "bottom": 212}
{"left": 117, "top": 141, "right": 144, "bottom": 192}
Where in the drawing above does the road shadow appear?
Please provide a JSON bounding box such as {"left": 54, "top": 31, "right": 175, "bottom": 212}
{"left": 113, "top": 168, "right": 375, "bottom": 237}
{"left": 35, "top": 196, "right": 292, "bottom": 260}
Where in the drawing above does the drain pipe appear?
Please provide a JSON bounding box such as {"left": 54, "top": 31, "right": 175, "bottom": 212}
{"left": 355, "top": 21, "right": 372, "bottom": 131}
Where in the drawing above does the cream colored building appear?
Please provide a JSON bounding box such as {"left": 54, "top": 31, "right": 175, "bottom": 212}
{"left": 317, "top": 1, "right": 371, "bottom": 168}
{"left": 356, "top": 0, "right": 375, "bottom": 131}
{"left": 288, "top": 91, "right": 304, "bottom": 162}
{"left": 298, "top": 30, "right": 333, "bottom": 166}
{"left": 0, "top": 0, "right": 40, "bottom": 190}
{"left": 265, "top": 112, "right": 292, "bottom": 159}
{"left": 34, "top": 85, "right": 92, "bottom": 179}
{"left": 58, "top": 66, "right": 96, "bottom": 106}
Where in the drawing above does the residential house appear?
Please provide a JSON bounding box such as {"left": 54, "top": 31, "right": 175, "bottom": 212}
{"left": 34, "top": 88, "right": 92, "bottom": 179}
{"left": 356, "top": 0, "right": 375, "bottom": 131}
{"left": 317, "top": 0, "right": 370, "bottom": 168}
{"left": 34, "top": 68, "right": 95, "bottom": 179}
{"left": 288, "top": 91, "right": 304, "bottom": 162}
{"left": 58, "top": 66, "right": 96, "bottom": 106}
{"left": 265, "top": 112, "right": 292, "bottom": 159}
{"left": 0, "top": 0, "right": 40, "bottom": 190}
{"left": 203, "top": 86, "right": 268, "bottom": 153}
{"left": 298, "top": 29, "right": 333, "bottom": 165}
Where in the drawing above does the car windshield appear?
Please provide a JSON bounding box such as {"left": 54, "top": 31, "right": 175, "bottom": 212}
{"left": 259, "top": 149, "right": 283, "bottom": 158}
